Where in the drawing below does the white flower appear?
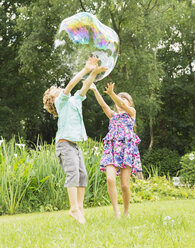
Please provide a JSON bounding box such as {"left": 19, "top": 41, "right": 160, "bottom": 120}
{"left": 0, "top": 140, "right": 4, "bottom": 146}
{"left": 173, "top": 177, "right": 184, "bottom": 187}
{"left": 93, "top": 146, "right": 100, "bottom": 156}
{"left": 164, "top": 216, "right": 171, "bottom": 221}
{"left": 94, "top": 146, "right": 98, "bottom": 152}
{"left": 173, "top": 177, "right": 180, "bottom": 187}
{"left": 189, "top": 153, "right": 194, "bottom": 161}
{"left": 14, "top": 154, "right": 17, "bottom": 157}
{"left": 16, "top": 143, "right": 25, "bottom": 149}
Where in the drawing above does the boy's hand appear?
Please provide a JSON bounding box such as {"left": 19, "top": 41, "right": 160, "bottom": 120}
{"left": 89, "top": 83, "right": 97, "bottom": 91}
{"left": 93, "top": 66, "right": 107, "bottom": 74}
{"left": 104, "top": 82, "right": 115, "bottom": 96}
{"left": 85, "top": 57, "right": 98, "bottom": 71}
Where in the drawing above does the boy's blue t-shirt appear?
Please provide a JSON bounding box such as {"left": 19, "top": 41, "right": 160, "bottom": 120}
{"left": 54, "top": 90, "right": 87, "bottom": 143}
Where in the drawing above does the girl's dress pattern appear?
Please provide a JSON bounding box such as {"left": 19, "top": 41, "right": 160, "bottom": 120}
{"left": 100, "top": 112, "right": 142, "bottom": 175}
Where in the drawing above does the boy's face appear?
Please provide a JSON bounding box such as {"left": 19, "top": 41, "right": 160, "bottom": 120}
{"left": 50, "top": 87, "right": 61, "bottom": 98}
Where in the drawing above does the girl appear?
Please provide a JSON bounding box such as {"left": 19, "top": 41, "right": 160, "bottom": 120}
{"left": 90, "top": 82, "right": 142, "bottom": 218}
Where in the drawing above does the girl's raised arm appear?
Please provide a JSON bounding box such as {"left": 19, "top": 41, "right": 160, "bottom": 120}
{"left": 90, "top": 83, "right": 114, "bottom": 119}
{"left": 104, "top": 83, "right": 136, "bottom": 119}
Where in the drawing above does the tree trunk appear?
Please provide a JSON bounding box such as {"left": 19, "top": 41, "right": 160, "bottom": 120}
{"left": 149, "top": 113, "right": 154, "bottom": 151}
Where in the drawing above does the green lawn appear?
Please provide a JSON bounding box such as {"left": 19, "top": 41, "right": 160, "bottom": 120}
{"left": 0, "top": 200, "right": 194, "bottom": 248}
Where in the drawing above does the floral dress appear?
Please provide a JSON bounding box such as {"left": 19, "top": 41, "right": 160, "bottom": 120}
{"left": 100, "top": 112, "right": 142, "bottom": 175}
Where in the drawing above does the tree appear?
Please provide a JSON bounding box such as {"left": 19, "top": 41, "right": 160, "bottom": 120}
{"left": 0, "top": 0, "right": 30, "bottom": 139}
{"left": 1, "top": 0, "right": 193, "bottom": 156}
{"left": 156, "top": 0, "right": 195, "bottom": 154}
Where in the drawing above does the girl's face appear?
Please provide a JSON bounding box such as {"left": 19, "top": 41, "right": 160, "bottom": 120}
{"left": 120, "top": 96, "right": 131, "bottom": 106}
{"left": 116, "top": 96, "right": 132, "bottom": 112}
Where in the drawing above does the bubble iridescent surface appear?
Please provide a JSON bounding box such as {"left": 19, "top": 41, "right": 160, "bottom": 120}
{"left": 54, "top": 12, "right": 119, "bottom": 81}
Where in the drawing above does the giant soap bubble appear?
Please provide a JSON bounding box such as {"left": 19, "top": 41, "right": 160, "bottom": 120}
{"left": 54, "top": 12, "right": 119, "bottom": 81}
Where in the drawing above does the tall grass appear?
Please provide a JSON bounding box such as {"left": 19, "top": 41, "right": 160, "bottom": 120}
{"left": 80, "top": 139, "right": 108, "bottom": 206}
{"left": 0, "top": 138, "right": 194, "bottom": 215}
{"left": 0, "top": 139, "right": 34, "bottom": 214}
{"left": 0, "top": 137, "right": 110, "bottom": 214}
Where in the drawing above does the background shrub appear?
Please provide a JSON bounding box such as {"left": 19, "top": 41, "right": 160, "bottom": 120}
{"left": 179, "top": 151, "right": 195, "bottom": 187}
{"left": 0, "top": 139, "right": 194, "bottom": 215}
{"left": 142, "top": 148, "right": 181, "bottom": 177}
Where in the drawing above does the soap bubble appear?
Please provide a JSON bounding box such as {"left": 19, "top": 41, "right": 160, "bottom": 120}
{"left": 54, "top": 12, "right": 119, "bottom": 81}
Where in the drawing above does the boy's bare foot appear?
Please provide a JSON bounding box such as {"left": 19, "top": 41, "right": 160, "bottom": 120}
{"left": 114, "top": 209, "right": 121, "bottom": 219}
{"left": 79, "top": 207, "right": 85, "bottom": 217}
{"left": 69, "top": 209, "right": 85, "bottom": 225}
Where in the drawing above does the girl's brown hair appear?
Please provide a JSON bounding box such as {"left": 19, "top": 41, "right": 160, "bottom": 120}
{"left": 43, "top": 86, "right": 58, "bottom": 117}
{"left": 114, "top": 92, "right": 136, "bottom": 131}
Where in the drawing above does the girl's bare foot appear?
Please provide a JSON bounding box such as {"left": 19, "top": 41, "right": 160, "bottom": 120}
{"left": 69, "top": 209, "right": 85, "bottom": 224}
{"left": 123, "top": 211, "right": 129, "bottom": 218}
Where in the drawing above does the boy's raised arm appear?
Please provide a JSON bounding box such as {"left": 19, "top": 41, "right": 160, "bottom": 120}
{"left": 63, "top": 57, "right": 98, "bottom": 96}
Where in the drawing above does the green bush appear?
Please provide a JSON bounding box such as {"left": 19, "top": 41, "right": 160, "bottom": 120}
{"left": 0, "top": 138, "right": 194, "bottom": 215}
{"left": 142, "top": 148, "right": 181, "bottom": 177}
{"left": 118, "top": 175, "right": 194, "bottom": 204}
{"left": 180, "top": 151, "right": 195, "bottom": 187}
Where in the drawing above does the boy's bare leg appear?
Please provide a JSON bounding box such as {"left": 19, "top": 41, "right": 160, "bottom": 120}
{"left": 80, "top": 66, "right": 107, "bottom": 97}
{"left": 77, "top": 187, "right": 85, "bottom": 216}
{"left": 67, "top": 187, "right": 85, "bottom": 224}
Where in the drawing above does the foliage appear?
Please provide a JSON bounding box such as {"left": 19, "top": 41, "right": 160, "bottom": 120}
{"left": 126, "top": 175, "right": 194, "bottom": 203}
{"left": 0, "top": 0, "right": 194, "bottom": 156}
{"left": 179, "top": 151, "right": 195, "bottom": 187}
{"left": 141, "top": 148, "right": 181, "bottom": 177}
{"left": 0, "top": 138, "right": 194, "bottom": 215}
{"left": 155, "top": 0, "right": 195, "bottom": 154}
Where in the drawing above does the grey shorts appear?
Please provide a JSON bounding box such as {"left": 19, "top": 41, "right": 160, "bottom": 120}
{"left": 55, "top": 141, "right": 88, "bottom": 187}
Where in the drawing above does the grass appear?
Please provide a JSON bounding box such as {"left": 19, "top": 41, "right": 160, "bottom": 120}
{"left": 0, "top": 200, "right": 195, "bottom": 248}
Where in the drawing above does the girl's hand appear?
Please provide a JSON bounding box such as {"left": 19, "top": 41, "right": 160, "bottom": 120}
{"left": 89, "top": 83, "right": 97, "bottom": 91}
{"left": 104, "top": 83, "right": 115, "bottom": 96}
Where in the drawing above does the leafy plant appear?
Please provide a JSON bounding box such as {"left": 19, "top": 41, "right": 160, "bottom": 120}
{"left": 179, "top": 151, "right": 195, "bottom": 187}
{"left": 142, "top": 148, "right": 181, "bottom": 177}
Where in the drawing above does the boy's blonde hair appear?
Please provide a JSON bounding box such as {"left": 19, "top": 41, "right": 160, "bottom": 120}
{"left": 114, "top": 92, "right": 135, "bottom": 112}
{"left": 43, "top": 86, "right": 58, "bottom": 117}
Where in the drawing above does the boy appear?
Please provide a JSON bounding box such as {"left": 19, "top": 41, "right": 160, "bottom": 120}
{"left": 43, "top": 57, "right": 106, "bottom": 224}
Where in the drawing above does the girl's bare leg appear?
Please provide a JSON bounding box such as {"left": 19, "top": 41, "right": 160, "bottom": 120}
{"left": 120, "top": 167, "right": 131, "bottom": 217}
{"left": 106, "top": 165, "right": 120, "bottom": 219}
